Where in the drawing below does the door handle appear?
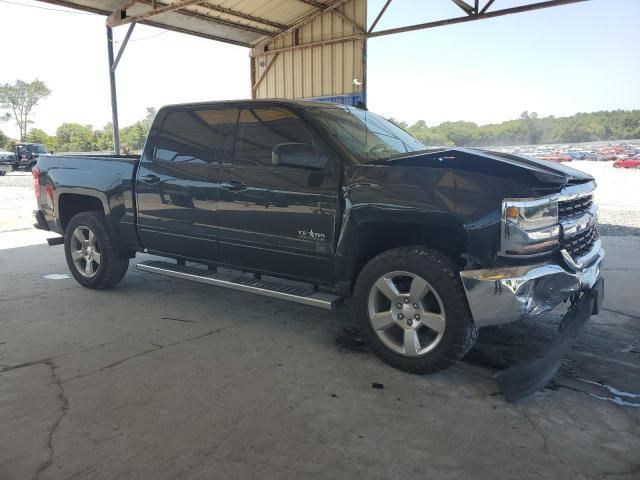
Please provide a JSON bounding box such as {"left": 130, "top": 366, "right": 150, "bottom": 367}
{"left": 220, "top": 180, "right": 247, "bottom": 192}
{"left": 140, "top": 174, "right": 161, "bottom": 184}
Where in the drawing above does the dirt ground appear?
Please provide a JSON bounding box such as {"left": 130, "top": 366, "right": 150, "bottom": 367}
{"left": 0, "top": 169, "right": 638, "bottom": 480}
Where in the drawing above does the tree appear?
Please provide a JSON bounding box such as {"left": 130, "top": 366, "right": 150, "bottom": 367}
{"left": 0, "top": 79, "right": 51, "bottom": 141}
{"left": 0, "top": 129, "right": 10, "bottom": 150}
{"left": 55, "top": 123, "right": 95, "bottom": 153}
{"left": 26, "top": 128, "right": 56, "bottom": 151}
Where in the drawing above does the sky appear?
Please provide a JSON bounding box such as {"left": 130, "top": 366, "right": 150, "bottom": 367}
{"left": 0, "top": 0, "right": 638, "bottom": 139}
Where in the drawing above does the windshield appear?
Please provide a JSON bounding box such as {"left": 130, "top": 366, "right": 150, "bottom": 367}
{"left": 308, "top": 105, "right": 426, "bottom": 163}
{"left": 30, "top": 144, "right": 48, "bottom": 154}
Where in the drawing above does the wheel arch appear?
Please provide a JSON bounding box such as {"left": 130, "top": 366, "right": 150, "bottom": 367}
{"left": 57, "top": 192, "right": 108, "bottom": 233}
{"left": 340, "top": 218, "right": 467, "bottom": 292}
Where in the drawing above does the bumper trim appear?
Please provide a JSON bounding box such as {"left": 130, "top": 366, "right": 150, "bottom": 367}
{"left": 460, "top": 247, "right": 604, "bottom": 327}
{"left": 496, "top": 278, "right": 603, "bottom": 402}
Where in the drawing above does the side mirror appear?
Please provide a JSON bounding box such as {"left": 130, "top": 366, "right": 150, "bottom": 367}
{"left": 272, "top": 143, "right": 328, "bottom": 170}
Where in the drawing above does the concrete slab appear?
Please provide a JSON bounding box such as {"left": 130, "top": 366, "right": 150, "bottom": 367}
{"left": 0, "top": 232, "right": 638, "bottom": 480}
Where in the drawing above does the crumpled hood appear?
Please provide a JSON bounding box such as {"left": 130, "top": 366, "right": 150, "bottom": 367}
{"left": 476, "top": 149, "right": 594, "bottom": 184}
{"left": 374, "top": 147, "right": 593, "bottom": 189}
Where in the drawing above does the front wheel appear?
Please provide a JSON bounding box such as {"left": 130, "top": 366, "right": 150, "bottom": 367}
{"left": 352, "top": 246, "right": 477, "bottom": 374}
{"left": 64, "top": 211, "right": 129, "bottom": 289}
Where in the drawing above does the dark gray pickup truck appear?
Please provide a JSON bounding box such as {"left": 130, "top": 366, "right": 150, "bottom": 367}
{"left": 32, "top": 100, "right": 604, "bottom": 400}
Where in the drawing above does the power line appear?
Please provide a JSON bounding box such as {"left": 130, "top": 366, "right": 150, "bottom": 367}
{"left": 0, "top": 0, "right": 99, "bottom": 15}
{"left": 1, "top": 0, "right": 171, "bottom": 43}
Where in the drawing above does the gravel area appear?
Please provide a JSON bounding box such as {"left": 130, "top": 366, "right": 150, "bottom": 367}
{"left": 0, "top": 172, "right": 38, "bottom": 232}
{"left": 1, "top": 162, "right": 638, "bottom": 235}
{"left": 567, "top": 161, "right": 640, "bottom": 236}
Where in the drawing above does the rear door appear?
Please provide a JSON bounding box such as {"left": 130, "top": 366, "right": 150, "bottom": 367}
{"left": 136, "top": 107, "right": 238, "bottom": 262}
{"left": 217, "top": 105, "right": 341, "bottom": 283}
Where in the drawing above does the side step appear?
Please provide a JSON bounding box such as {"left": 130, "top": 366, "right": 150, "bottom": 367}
{"left": 136, "top": 260, "right": 342, "bottom": 311}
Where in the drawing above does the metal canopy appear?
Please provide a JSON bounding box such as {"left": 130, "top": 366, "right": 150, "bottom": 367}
{"left": 38, "top": 0, "right": 588, "bottom": 48}
{"left": 35, "top": 0, "right": 589, "bottom": 153}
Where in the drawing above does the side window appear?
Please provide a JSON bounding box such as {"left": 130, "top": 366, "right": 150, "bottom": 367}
{"left": 155, "top": 108, "right": 238, "bottom": 164}
{"left": 234, "top": 107, "right": 312, "bottom": 167}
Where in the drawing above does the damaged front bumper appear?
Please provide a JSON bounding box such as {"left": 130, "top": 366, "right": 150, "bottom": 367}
{"left": 459, "top": 241, "right": 604, "bottom": 328}
{"left": 459, "top": 242, "right": 605, "bottom": 401}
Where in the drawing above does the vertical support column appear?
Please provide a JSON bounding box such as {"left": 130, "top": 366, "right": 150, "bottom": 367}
{"left": 106, "top": 26, "right": 120, "bottom": 154}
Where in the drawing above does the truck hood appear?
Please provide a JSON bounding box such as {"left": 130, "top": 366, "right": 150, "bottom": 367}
{"left": 373, "top": 147, "right": 593, "bottom": 188}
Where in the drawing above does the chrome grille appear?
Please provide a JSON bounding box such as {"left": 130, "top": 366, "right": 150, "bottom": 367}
{"left": 560, "top": 224, "right": 598, "bottom": 258}
{"left": 558, "top": 195, "right": 593, "bottom": 218}
{"left": 559, "top": 193, "right": 597, "bottom": 259}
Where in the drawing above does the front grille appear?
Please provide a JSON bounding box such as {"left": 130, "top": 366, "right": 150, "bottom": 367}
{"left": 560, "top": 225, "right": 598, "bottom": 258}
{"left": 558, "top": 195, "right": 593, "bottom": 218}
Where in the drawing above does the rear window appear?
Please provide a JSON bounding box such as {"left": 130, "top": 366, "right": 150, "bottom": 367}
{"left": 155, "top": 108, "right": 238, "bottom": 164}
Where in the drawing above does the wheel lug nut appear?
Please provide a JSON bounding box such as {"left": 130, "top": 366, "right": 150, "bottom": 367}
{"left": 415, "top": 314, "right": 420, "bottom": 320}
{"left": 407, "top": 319, "right": 413, "bottom": 326}
{"left": 396, "top": 303, "right": 402, "bottom": 309}
{"left": 413, "top": 303, "right": 419, "bottom": 309}
{"left": 398, "top": 313, "right": 404, "bottom": 320}
{"left": 404, "top": 298, "right": 409, "bottom": 303}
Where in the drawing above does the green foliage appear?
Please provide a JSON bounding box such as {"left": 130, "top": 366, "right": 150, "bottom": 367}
{"left": 403, "top": 110, "right": 640, "bottom": 147}
{"left": 120, "top": 107, "right": 156, "bottom": 151}
{"left": 55, "top": 123, "right": 96, "bottom": 152}
{"left": 0, "top": 129, "right": 11, "bottom": 150}
{"left": 0, "top": 79, "right": 51, "bottom": 141}
{"left": 26, "top": 128, "right": 55, "bottom": 151}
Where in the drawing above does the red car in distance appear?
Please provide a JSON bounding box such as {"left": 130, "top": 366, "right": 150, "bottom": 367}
{"left": 613, "top": 154, "right": 640, "bottom": 168}
{"left": 543, "top": 152, "right": 572, "bottom": 162}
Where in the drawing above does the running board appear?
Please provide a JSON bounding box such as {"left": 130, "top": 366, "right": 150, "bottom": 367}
{"left": 136, "top": 260, "right": 342, "bottom": 311}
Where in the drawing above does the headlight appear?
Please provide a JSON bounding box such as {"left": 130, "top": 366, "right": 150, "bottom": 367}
{"left": 501, "top": 197, "right": 559, "bottom": 256}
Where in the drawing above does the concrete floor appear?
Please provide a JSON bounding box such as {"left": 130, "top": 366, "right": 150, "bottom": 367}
{"left": 0, "top": 175, "right": 639, "bottom": 479}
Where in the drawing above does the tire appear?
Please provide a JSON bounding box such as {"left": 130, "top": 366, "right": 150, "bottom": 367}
{"left": 351, "top": 246, "right": 477, "bottom": 374}
{"left": 0, "top": 171, "right": 5, "bottom": 176}
{"left": 64, "top": 211, "right": 129, "bottom": 289}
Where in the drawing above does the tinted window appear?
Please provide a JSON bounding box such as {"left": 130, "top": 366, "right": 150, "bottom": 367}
{"left": 309, "top": 105, "right": 425, "bottom": 163}
{"left": 155, "top": 108, "right": 238, "bottom": 164}
{"left": 234, "top": 108, "right": 312, "bottom": 167}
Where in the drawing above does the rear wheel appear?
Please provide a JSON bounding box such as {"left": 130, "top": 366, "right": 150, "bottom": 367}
{"left": 352, "top": 246, "right": 477, "bottom": 374}
{"left": 64, "top": 211, "right": 129, "bottom": 289}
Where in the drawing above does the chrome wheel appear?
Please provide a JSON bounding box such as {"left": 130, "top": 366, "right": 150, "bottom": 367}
{"left": 367, "top": 271, "right": 446, "bottom": 357}
{"left": 70, "top": 226, "right": 101, "bottom": 278}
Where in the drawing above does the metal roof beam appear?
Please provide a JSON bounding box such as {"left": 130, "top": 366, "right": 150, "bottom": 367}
{"left": 108, "top": 0, "right": 275, "bottom": 37}
{"left": 368, "top": 0, "right": 392, "bottom": 33}
{"left": 480, "top": 0, "right": 496, "bottom": 14}
{"left": 296, "top": 0, "right": 363, "bottom": 33}
{"left": 255, "top": 34, "right": 362, "bottom": 56}
{"left": 197, "top": 2, "right": 288, "bottom": 30}
{"left": 107, "top": 0, "right": 205, "bottom": 27}
{"left": 251, "top": 0, "right": 354, "bottom": 55}
{"left": 450, "top": 0, "right": 474, "bottom": 15}
{"left": 368, "top": 0, "right": 588, "bottom": 38}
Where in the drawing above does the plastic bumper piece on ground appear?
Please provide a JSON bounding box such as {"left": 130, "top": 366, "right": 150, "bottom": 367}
{"left": 496, "top": 277, "right": 604, "bottom": 402}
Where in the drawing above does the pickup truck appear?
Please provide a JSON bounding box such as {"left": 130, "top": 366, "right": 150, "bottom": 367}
{"left": 14, "top": 142, "right": 49, "bottom": 171}
{"left": 33, "top": 100, "right": 604, "bottom": 400}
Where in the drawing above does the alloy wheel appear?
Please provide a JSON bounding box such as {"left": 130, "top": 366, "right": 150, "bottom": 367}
{"left": 367, "top": 271, "right": 446, "bottom": 357}
{"left": 70, "top": 225, "right": 101, "bottom": 278}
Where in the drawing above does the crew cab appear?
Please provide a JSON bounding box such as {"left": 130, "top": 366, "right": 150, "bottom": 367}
{"left": 32, "top": 100, "right": 604, "bottom": 400}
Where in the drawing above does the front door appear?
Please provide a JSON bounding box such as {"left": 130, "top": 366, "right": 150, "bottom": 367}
{"left": 136, "top": 107, "right": 238, "bottom": 262}
{"left": 217, "top": 105, "right": 341, "bottom": 283}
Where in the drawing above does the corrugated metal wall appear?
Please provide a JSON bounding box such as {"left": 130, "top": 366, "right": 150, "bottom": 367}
{"left": 251, "top": 0, "right": 366, "bottom": 105}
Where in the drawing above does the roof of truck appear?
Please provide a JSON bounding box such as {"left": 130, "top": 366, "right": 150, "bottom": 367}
{"left": 161, "top": 98, "right": 356, "bottom": 111}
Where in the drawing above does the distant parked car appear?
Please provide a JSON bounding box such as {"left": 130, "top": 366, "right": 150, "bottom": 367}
{"left": 543, "top": 153, "right": 572, "bottom": 162}
{"left": 613, "top": 155, "right": 640, "bottom": 169}
{"left": 0, "top": 151, "right": 14, "bottom": 176}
